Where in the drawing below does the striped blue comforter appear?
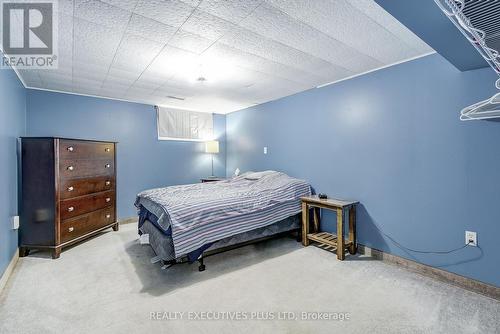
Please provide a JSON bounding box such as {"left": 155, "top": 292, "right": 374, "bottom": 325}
{"left": 135, "top": 171, "right": 311, "bottom": 258}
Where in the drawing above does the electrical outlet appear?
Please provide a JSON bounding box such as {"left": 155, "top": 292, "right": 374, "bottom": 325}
{"left": 465, "top": 231, "right": 477, "bottom": 247}
{"left": 11, "top": 216, "right": 19, "bottom": 230}
{"left": 263, "top": 147, "right": 268, "bottom": 154}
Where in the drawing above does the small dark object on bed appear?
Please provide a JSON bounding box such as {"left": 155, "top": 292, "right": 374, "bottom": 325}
{"left": 318, "top": 193, "right": 328, "bottom": 199}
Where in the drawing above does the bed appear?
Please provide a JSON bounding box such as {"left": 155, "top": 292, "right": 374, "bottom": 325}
{"left": 134, "top": 171, "right": 311, "bottom": 270}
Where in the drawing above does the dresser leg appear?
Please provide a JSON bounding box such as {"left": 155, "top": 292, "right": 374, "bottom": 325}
{"left": 52, "top": 247, "right": 61, "bottom": 259}
{"left": 112, "top": 223, "right": 119, "bottom": 231}
{"left": 19, "top": 247, "right": 30, "bottom": 257}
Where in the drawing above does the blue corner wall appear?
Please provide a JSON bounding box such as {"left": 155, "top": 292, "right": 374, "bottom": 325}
{"left": 0, "top": 58, "right": 26, "bottom": 277}
{"left": 26, "top": 90, "right": 226, "bottom": 219}
{"left": 226, "top": 53, "right": 500, "bottom": 287}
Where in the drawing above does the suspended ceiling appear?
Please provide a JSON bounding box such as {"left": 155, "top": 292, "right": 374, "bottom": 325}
{"left": 15, "top": 0, "right": 433, "bottom": 114}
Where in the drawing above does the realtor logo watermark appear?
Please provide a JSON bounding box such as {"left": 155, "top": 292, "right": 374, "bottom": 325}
{"left": 1, "top": 0, "right": 58, "bottom": 69}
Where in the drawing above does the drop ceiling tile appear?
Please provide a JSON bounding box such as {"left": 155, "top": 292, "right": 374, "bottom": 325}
{"left": 219, "top": 26, "right": 351, "bottom": 78}
{"left": 155, "top": 83, "right": 197, "bottom": 98}
{"left": 112, "top": 34, "right": 164, "bottom": 72}
{"left": 57, "top": 13, "right": 73, "bottom": 50}
{"left": 175, "top": 94, "right": 251, "bottom": 113}
{"left": 125, "top": 14, "right": 178, "bottom": 45}
{"left": 101, "top": 0, "right": 139, "bottom": 11}
{"left": 73, "top": 19, "right": 123, "bottom": 67}
{"left": 180, "top": 0, "right": 202, "bottom": 7}
{"left": 73, "top": 86, "right": 102, "bottom": 96}
{"left": 74, "top": 0, "right": 132, "bottom": 32}
{"left": 104, "top": 75, "right": 136, "bottom": 87}
{"left": 73, "top": 60, "right": 109, "bottom": 73}
{"left": 182, "top": 9, "right": 236, "bottom": 40}
{"left": 73, "top": 66, "right": 107, "bottom": 81}
{"left": 265, "top": 0, "right": 426, "bottom": 64}
{"left": 143, "top": 45, "right": 199, "bottom": 79}
{"left": 134, "top": 0, "right": 196, "bottom": 27}
{"left": 56, "top": 0, "right": 74, "bottom": 16}
{"left": 126, "top": 86, "right": 154, "bottom": 96}
{"left": 204, "top": 43, "right": 325, "bottom": 86}
{"left": 75, "top": 72, "right": 107, "bottom": 83}
{"left": 53, "top": 54, "right": 73, "bottom": 73}
{"left": 132, "top": 79, "right": 162, "bottom": 91}
{"left": 347, "top": 0, "right": 433, "bottom": 54}
{"left": 168, "top": 30, "right": 214, "bottom": 54}
{"left": 231, "top": 76, "right": 309, "bottom": 100}
{"left": 101, "top": 80, "right": 131, "bottom": 92}
{"left": 39, "top": 71, "right": 73, "bottom": 84}
{"left": 241, "top": 3, "right": 382, "bottom": 73}
{"left": 72, "top": 76, "right": 104, "bottom": 86}
{"left": 74, "top": 51, "right": 113, "bottom": 69}
{"left": 197, "top": 0, "right": 262, "bottom": 24}
{"left": 99, "top": 88, "right": 127, "bottom": 98}
{"left": 138, "top": 72, "right": 170, "bottom": 87}
{"left": 107, "top": 67, "right": 141, "bottom": 80}
{"left": 18, "top": 70, "right": 43, "bottom": 86}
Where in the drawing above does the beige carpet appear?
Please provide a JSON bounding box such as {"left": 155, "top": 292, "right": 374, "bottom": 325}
{"left": 1, "top": 223, "right": 499, "bottom": 334}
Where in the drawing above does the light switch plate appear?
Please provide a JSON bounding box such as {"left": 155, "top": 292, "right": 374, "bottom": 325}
{"left": 12, "top": 216, "right": 19, "bottom": 230}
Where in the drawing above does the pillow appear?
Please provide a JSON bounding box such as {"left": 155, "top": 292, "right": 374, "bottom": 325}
{"left": 243, "top": 170, "right": 276, "bottom": 180}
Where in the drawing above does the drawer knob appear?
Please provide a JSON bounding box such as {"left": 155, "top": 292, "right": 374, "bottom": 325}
{"left": 106, "top": 214, "right": 111, "bottom": 219}
{"left": 67, "top": 166, "right": 74, "bottom": 171}
{"left": 105, "top": 197, "right": 111, "bottom": 203}
{"left": 68, "top": 227, "right": 74, "bottom": 232}
{"left": 105, "top": 147, "right": 111, "bottom": 152}
{"left": 105, "top": 164, "right": 111, "bottom": 168}
{"left": 68, "top": 206, "right": 74, "bottom": 212}
{"left": 67, "top": 186, "right": 74, "bottom": 192}
{"left": 105, "top": 181, "right": 111, "bottom": 186}
{"left": 67, "top": 146, "right": 74, "bottom": 152}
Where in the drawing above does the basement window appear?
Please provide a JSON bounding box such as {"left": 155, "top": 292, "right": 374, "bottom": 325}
{"left": 156, "top": 106, "right": 214, "bottom": 141}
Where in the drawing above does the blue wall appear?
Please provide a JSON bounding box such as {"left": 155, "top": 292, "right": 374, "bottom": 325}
{"left": 226, "top": 54, "right": 500, "bottom": 287}
{"left": 26, "top": 90, "right": 226, "bottom": 219}
{"left": 0, "top": 58, "right": 26, "bottom": 277}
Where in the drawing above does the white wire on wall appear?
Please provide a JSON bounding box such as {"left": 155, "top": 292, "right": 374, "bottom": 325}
{"left": 435, "top": 0, "right": 500, "bottom": 121}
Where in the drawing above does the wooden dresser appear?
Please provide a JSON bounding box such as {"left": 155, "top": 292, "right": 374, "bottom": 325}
{"left": 19, "top": 138, "right": 118, "bottom": 259}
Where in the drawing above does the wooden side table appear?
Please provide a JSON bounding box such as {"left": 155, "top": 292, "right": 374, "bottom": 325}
{"left": 301, "top": 195, "right": 358, "bottom": 260}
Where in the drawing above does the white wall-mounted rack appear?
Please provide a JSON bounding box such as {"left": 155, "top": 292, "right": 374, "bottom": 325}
{"left": 435, "top": 0, "right": 500, "bottom": 121}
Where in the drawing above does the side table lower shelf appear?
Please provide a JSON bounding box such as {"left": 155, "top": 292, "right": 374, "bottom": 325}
{"left": 307, "top": 232, "right": 355, "bottom": 255}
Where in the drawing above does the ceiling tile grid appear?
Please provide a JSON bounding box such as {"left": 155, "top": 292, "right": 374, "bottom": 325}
{"left": 17, "top": 0, "right": 433, "bottom": 114}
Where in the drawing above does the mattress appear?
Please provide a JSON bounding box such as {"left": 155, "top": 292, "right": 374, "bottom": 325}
{"left": 135, "top": 171, "right": 311, "bottom": 258}
{"left": 139, "top": 214, "right": 301, "bottom": 262}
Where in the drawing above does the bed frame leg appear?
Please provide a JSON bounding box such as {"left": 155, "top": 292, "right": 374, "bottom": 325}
{"left": 198, "top": 257, "right": 206, "bottom": 272}
{"left": 296, "top": 229, "right": 302, "bottom": 242}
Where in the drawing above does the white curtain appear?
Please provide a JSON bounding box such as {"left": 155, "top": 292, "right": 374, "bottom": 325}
{"left": 157, "top": 106, "right": 214, "bottom": 141}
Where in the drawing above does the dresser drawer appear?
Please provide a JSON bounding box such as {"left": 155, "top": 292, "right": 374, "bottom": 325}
{"left": 60, "top": 176, "right": 115, "bottom": 200}
{"left": 59, "top": 159, "right": 114, "bottom": 179}
{"left": 60, "top": 207, "right": 115, "bottom": 243}
{"left": 59, "top": 140, "right": 114, "bottom": 160}
{"left": 60, "top": 190, "right": 115, "bottom": 220}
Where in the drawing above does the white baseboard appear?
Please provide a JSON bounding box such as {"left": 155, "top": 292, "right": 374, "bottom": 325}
{"left": 0, "top": 249, "right": 19, "bottom": 295}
